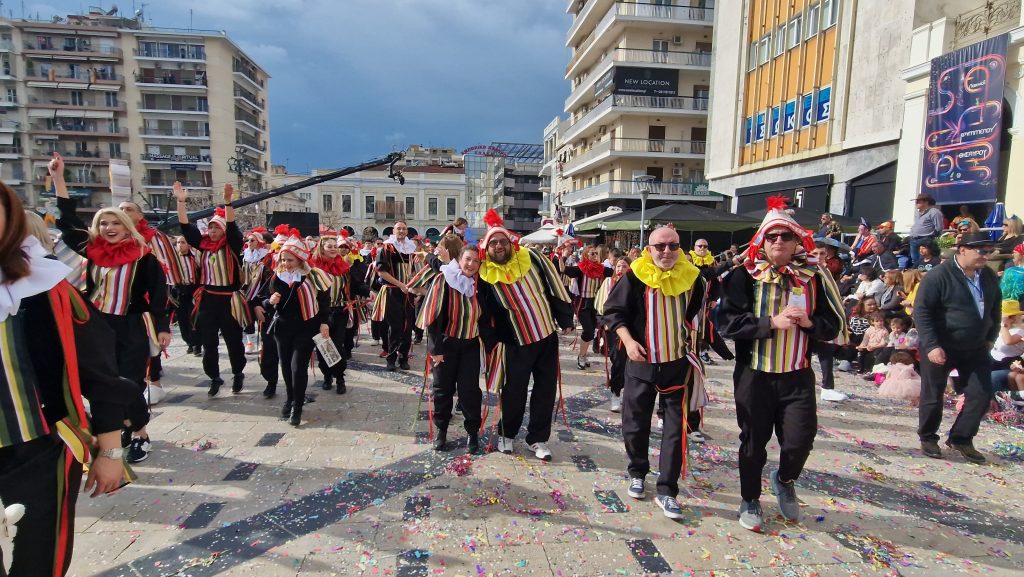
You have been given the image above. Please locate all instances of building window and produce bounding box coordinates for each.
[446,198,456,218]
[364,195,374,216]
[109,142,122,159]
[70,91,84,106]
[823,0,838,28]
[748,41,758,70]
[806,4,820,38]
[342,194,352,213]
[323,194,333,212]
[774,24,786,56]
[405,196,415,218]
[758,36,770,65]
[428,197,438,217]
[788,15,802,48]
[104,92,118,107]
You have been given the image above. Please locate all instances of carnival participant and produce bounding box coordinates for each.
[172,235,202,357]
[557,244,611,370]
[595,257,631,412]
[441,217,468,240]
[342,234,369,357]
[688,239,716,268]
[310,230,369,393]
[175,182,249,396]
[602,226,706,520]
[246,228,281,398]
[52,156,170,464]
[417,246,488,453]
[373,221,417,371]
[262,235,331,426]
[241,227,271,355]
[477,210,574,461]
[718,197,845,532]
[0,180,140,577]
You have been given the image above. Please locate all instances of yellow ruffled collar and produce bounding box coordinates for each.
[630,251,700,296]
[479,248,532,284]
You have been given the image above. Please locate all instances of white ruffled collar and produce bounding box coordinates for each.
[384,235,417,255]
[243,247,268,264]
[441,260,475,297]
[0,237,72,322]
[276,270,303,285]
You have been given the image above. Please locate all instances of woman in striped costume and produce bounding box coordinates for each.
[557,244,612,370]
[310,231,369,394]
[0,182,140,577]
[51,155,170,465]
[246,229,281,399]
[241,227,271,355]
[594,256,631,412]
[175,182,249,397]
[172,235,202,357]
[262,236,331,426]
[416,246,488,454]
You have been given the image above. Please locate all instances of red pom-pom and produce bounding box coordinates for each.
[555,228,564,236]
[251,227,267,234]
[274,224,290,235]
[214,207,226,218]
[288,229,301,238]
[483,208,504,228]
[766,195,789,211]
[340,229,350,238]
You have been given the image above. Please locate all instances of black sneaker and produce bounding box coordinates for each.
[263,383,276,399]
[386,359,397,372]
[467,433,480,455]
[186,345,194,355]
[399,359,410,371]
[945,440,986,464]
[321,378,333,391]
[208,378,224,397]
[192,346,203,357]
[433,430,448,451]
[921,440,943,459]
[336,380,347,394]
[281,400,293,419]
[126,437,151,463]
[231,374,244,394]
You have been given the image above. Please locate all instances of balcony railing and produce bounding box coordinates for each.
[142,152,212,163]
[562,178,712,205]
[33,149,126,161]
[142,177,212,188]
[25,71,122,83]
[565,94,708,141]
[564,138,707,173]
[235,110,266,130]
[236,134,267,151]
[373,201,406,221]
[232,64,264,87]
[0,145,23,155]
[134,47,206,61]
[28,96,123,110]
[134,72,208,87]
[23,42,122,57]
[140,127,210,138]
[953,0,1021,43]
[138,100,208,113]
[0,40,13,50]
[615,48,711,67]
[233,87,265,109]
[37,174,109,187]
[29,124,128,136]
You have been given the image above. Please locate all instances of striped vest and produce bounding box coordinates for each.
[199,246,237,287]
[324,272,349,308]
[644,287,690,364]
[176,252,198,286]
[578,274,603,299]
[492,265,558,346]
[148,232,183,285]
[89,261,138,315]
[416,275,480,339]
[750,280,816,373]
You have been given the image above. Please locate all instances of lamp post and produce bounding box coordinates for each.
[634,175,655,247]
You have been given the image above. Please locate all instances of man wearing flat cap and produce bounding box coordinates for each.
[914,232,1002,463]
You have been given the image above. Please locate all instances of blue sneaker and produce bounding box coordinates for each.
[771,470,800,521]
[655,495,684,520]
[627,478,645,500]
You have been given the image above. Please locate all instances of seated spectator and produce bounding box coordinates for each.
[838,296,879,372]
[878,270,906,317]
[953,219,977,244]
[851,220,876,259]
[846,265,885,303]
[917,241,942,271]
[991,301,1024,402]
[857,312,890,376]
[816,213,842,239]
[877,351,922,404]
[873,316,918,370]
[1001,244,1024,303]
[901,269,924,317]
[999,217,1023,254]
[954,204,980,232]
[814,243,843,278]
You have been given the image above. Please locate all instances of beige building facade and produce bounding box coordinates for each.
[557,0,717,220]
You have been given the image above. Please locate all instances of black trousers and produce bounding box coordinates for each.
[605,330,625,396]
[316,307,348,382]
[858,349,878,373]
[919,347,993,444]
[274,321,318,406]
[622,357,689,497]
[196,292,246,380]
[733,365,817,502]
[0,435,82,577]
[432,337,483,434]
[258,319,279,387]
[383,288,414,362]
[655,394,701,432]
[100,313,151,433]
[497,334,559,444]
[173,284,200,347]
[577,299,597,343]
[816,343,839,389]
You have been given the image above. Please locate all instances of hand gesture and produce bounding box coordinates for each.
[157,332,171,349]
[624,339,647,362]
[926,347,946,365]
[783,305,811,328]
[48,152,65,177]
[172,181,188,202]
[770,313,796,330]
[319,324,330,339]
[269,292,281,306]
[223,183,234,205]
[435,244,451,263]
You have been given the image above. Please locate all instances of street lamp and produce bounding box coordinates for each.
[634,175,655,247]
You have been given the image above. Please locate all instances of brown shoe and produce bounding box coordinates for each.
[945,440,986,464]
[920,440,942,459]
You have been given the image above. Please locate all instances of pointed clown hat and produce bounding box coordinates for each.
[208,207,227,231]
[279,231,311,264]
[746,195,817,261]
[478,208,519,259]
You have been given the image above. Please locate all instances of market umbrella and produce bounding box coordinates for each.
[984,202,1006,241]
[518,223,561,245]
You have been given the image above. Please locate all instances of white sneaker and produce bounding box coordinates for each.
[655,418,664,431]
[687,430,706,444]
[527,442,552,461]
[496,436,514,454]
[146,384,166,405]
[821,388,848,402]
[244,342,257,355]
[610,394,622,413]
[836,360,853,372]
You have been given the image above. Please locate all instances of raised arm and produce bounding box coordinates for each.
[223,183,235,222]
[173,181,189,225]
[48,152,70,199]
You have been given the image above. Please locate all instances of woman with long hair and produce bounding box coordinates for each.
[0,180,140,577]
[262,235,331,426]
[51,154,169,464]
[1000,216,1023,253]
[310,231,369,394]
[556,244,612,369]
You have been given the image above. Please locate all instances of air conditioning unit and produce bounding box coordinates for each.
[672,168,685,176]
[671,36,683,44]
[598,125,607,135]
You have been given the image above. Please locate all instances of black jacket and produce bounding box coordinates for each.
[422,275,493,356]
[601,270,706,353]
[478,251,574,349]
[913,257,1001,354]
[180,220,245,291]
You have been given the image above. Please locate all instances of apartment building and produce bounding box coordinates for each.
[0,8,270,215]
[707,0,911,224]
[464,142,545,233]
[557,0,717,221]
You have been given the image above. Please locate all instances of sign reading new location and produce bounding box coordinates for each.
[612,67,678,97]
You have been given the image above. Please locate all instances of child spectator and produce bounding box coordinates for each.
[857,312,889,375]
[878,351,921,404]
[992,300,1024,403]
[846,265,885,303]
[838,296,878,372]
[873,316,918,371]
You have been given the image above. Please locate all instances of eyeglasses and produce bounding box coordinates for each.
[487,238,510,247]
[764,232,798,243]
[650,242,680,252]
[695,244,708,248]
[970,247,995,256]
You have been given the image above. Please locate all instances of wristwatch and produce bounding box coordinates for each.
[97,448,126,460]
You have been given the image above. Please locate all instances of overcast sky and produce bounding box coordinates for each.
[24,1,571,172]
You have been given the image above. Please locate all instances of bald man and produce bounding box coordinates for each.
[603,226,706,520]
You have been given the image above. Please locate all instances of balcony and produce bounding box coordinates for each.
[235,110,266,133]
[137,100,209,115]
[566,1,714,78]
[28,124,128,137]
[36,174,109,188]
[562,179,712,206]
[142,177,212,189]
[27,96,125,112]
[0,96,15,107]
[0,40,13,51]
[373,201,406,222]
[0,120,19,132]
[141,152,212,164]
[134,47,206,62]
[236,133,267,152]
[565,48,711,110]
[567,0,612,48]
[563,94,708,142]
[233,86,264,110]
[0,145,22,159]
[25,70,123,88]
[134,71,208,90]
[22,42,122,60]
[31,149,127,162]
[562,137,707,176]
[232,64,264,89]
[139,127,210,139]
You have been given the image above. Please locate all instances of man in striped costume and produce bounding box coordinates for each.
[718,197,845,532]
[476,210,574,461]
[374,221,417,371]
[602,226,706,520]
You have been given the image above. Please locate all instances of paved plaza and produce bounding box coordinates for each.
[68,332,1024,577]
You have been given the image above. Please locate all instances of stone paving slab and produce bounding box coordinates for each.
[66,332,1024,577]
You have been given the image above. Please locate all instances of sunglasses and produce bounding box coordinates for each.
[695,244,708,248]
[650,242,680,252]
[764,232,798,243]
[970,247,995,256]
[487,238,510,247]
